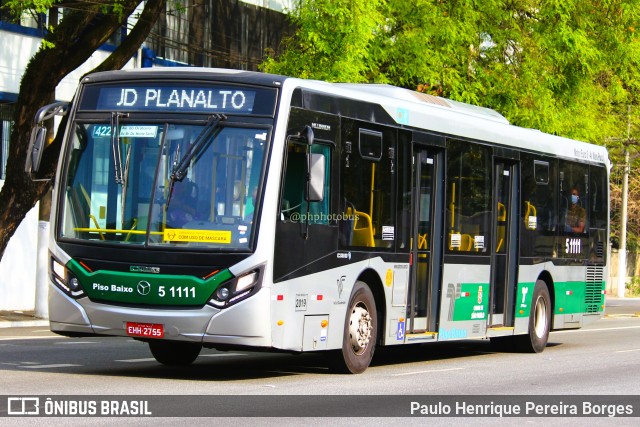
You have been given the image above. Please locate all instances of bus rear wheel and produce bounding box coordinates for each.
[329,281,377,374]
[148,340,202,366]
[515,280,551,353]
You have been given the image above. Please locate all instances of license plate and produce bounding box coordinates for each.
[125,322,164,339]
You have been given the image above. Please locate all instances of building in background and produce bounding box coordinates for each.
[0,0,291,312]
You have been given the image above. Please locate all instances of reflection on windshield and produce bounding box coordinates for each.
[62,122,267,250]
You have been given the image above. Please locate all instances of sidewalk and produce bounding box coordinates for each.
[0,310,49,328]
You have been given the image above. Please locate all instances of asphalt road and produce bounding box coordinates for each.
[604,297,640,316]
[0,300,638,425]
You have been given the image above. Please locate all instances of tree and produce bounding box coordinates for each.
[0,0,166,259]
[261,0,386,82]
[188,0,205,66]
[264,0,640,243]
[263,0,640,142]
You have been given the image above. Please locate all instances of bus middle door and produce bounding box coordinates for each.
[407,145,444,335]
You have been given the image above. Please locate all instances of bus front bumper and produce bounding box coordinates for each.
[49,284,272,347]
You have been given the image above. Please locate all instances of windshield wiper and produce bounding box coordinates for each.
[166,114,226,209]
[120,145,132,229]
[110,112,129,184]
[171,114,226,182]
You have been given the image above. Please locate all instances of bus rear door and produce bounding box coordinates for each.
[407,143,444,336]
[489,156,520,328]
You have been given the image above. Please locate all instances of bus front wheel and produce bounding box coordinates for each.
[515,280,551,353]
[329,281,377,374]
[148,340,202,366]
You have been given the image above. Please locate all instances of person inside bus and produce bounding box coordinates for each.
[564,187,586,233]
[167,179,198,228]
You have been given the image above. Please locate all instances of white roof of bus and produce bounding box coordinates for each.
[286,79,609,167]
[85,68,608,167]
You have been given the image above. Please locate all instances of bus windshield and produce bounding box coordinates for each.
[60,121,268,250]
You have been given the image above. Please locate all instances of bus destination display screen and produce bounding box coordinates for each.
[79,82,277,116]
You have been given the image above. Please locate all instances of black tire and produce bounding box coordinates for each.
[148,340,202,366]
[515,280,551,353]
[329,281,377,374]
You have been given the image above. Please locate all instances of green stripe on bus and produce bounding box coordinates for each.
[68,259,233,306]
[451,283,489,321]
[553,281,605,315]
[515,282,534,318]
[515,281,605,317]
[451,280,605,321]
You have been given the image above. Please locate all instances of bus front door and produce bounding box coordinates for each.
[489,159,519,327]
[408,147,444,334]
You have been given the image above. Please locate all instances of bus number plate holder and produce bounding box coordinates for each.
[125,322,164,339]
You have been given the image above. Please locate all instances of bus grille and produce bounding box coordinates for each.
[585,266,604,313]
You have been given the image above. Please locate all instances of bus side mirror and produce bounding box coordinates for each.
[306,153,325,203]
[25,126,47,177]
[25,101,69,181]
[303,125,314,146]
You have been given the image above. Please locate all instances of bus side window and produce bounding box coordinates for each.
[445,140,491,254]
[280,141,331,224]
[521,156,557,258]
[590,165,608,230]
[340,126,395,249]
[559,161,588,236]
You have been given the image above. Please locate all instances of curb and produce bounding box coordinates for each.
[0,320,49,329]
[604,313,640,318]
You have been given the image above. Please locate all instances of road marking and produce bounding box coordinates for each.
[115,357,157,363]
[392,367,465,377]
[265,370,304,375]
[54,341,99,345]
[615,348,640,353]
[115,353,247,363]
[0,336,59,341]
[200,353,247,358]
[552,325,640,334]
[21,364,81,369]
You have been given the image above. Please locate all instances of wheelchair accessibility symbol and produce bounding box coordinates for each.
[396,321,405,341]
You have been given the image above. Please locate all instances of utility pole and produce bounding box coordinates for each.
[616,106,633,298]
[618,148,629,297]
[608,106,637,298]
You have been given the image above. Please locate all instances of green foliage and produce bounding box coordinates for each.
[3,1,59,17]
[266,0,640,248]
[264,0,640,146]
[3,0,132,51]
[3,1,129,22]
[627,275,640,296]
[261,0,386,82]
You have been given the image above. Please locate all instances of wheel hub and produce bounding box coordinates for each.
[348,304,372,354]
[533,296,547,338]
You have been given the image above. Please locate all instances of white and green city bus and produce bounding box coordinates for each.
[26,68,609,373]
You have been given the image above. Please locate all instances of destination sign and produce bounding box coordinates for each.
[79,83,277,115]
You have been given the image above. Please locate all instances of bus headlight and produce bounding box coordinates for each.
[51,257,86,298]
[216,287,230,301]
[208,266,263,308]
[236,271,258,292]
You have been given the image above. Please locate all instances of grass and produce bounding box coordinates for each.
[626,276,640,297]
